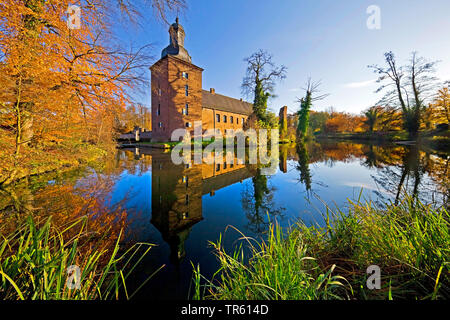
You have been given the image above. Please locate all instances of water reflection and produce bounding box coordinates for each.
[0,140,448,299]
[296,142,313,194]
[241,168,285,234]
[131,148,259,264]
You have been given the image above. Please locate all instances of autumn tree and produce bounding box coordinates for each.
[431,86,450,125]
[241,50,287,124]
[369,51,438,137]
[0,0,184,185]
[308,111,329,134]
[325,112,364,133]
[363,106,381,133]
[118,103,152,133]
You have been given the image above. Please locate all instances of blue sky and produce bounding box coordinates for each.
[115,0,450,115]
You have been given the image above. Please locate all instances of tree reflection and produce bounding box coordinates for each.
[296,142,312,193]
[363,144,380,168]
[0,158,128,263]
[241,168,285,234]
[370,144,446,206]
[423,153,449,206]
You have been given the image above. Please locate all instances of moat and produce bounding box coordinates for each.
[0,140,448,299]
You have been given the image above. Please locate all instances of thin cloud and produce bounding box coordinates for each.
[343,79,377,89]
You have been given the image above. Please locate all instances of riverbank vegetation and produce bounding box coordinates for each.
[285,52,449,149]
[194,196,449,300]
[0,215,154,300]
[0,0,184,187]
[0,152,159,300]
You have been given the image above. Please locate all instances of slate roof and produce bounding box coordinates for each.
[202,90,253,116]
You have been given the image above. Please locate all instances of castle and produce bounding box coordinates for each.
[150,18,253,142]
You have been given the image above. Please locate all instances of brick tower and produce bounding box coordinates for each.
[150,18,203,142]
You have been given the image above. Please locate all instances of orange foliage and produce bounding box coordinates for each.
[324,112,365,133]
[430,87,450,125]
[0,0,151,184]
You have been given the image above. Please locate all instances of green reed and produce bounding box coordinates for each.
[194,224,350,300]
[194,196,449,300]
[0,216,157,300]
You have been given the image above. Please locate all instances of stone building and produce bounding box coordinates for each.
[150,18,253,142]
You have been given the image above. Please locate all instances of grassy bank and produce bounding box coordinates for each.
[0,140,109,187]
[0,215,155,300]
[194,197,449,300]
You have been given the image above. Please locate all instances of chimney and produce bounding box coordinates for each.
[210,88,215,94]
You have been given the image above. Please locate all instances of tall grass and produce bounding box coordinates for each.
[0,215,157,300]
[193,224,350,300]
[304,196,450,299]
[194,196,449,300]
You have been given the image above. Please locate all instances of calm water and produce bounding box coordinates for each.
[0,140,448,299]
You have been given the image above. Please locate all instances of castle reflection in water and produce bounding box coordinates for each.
[124,141,449,266]
[129,147,284,264]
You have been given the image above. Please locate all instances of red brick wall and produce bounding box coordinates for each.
[202,108,249,136]
[151,56,203,142]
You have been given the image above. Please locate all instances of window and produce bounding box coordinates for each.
[157,104,160,116]
[236,118,239,124]
[186,122,192,128]
[223,115,227,123]
[182,212,189,219]
[182,72,189,79]
[185,194,189,205]
[185,85,189,96]
[158,122,163,128]
[216,114,220,123]
[242,118,245,126]
[223,163,227,170]
[182,103,189,115]
[230,116,233,124]
[158,88,161,96]
[216,164,220,171]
